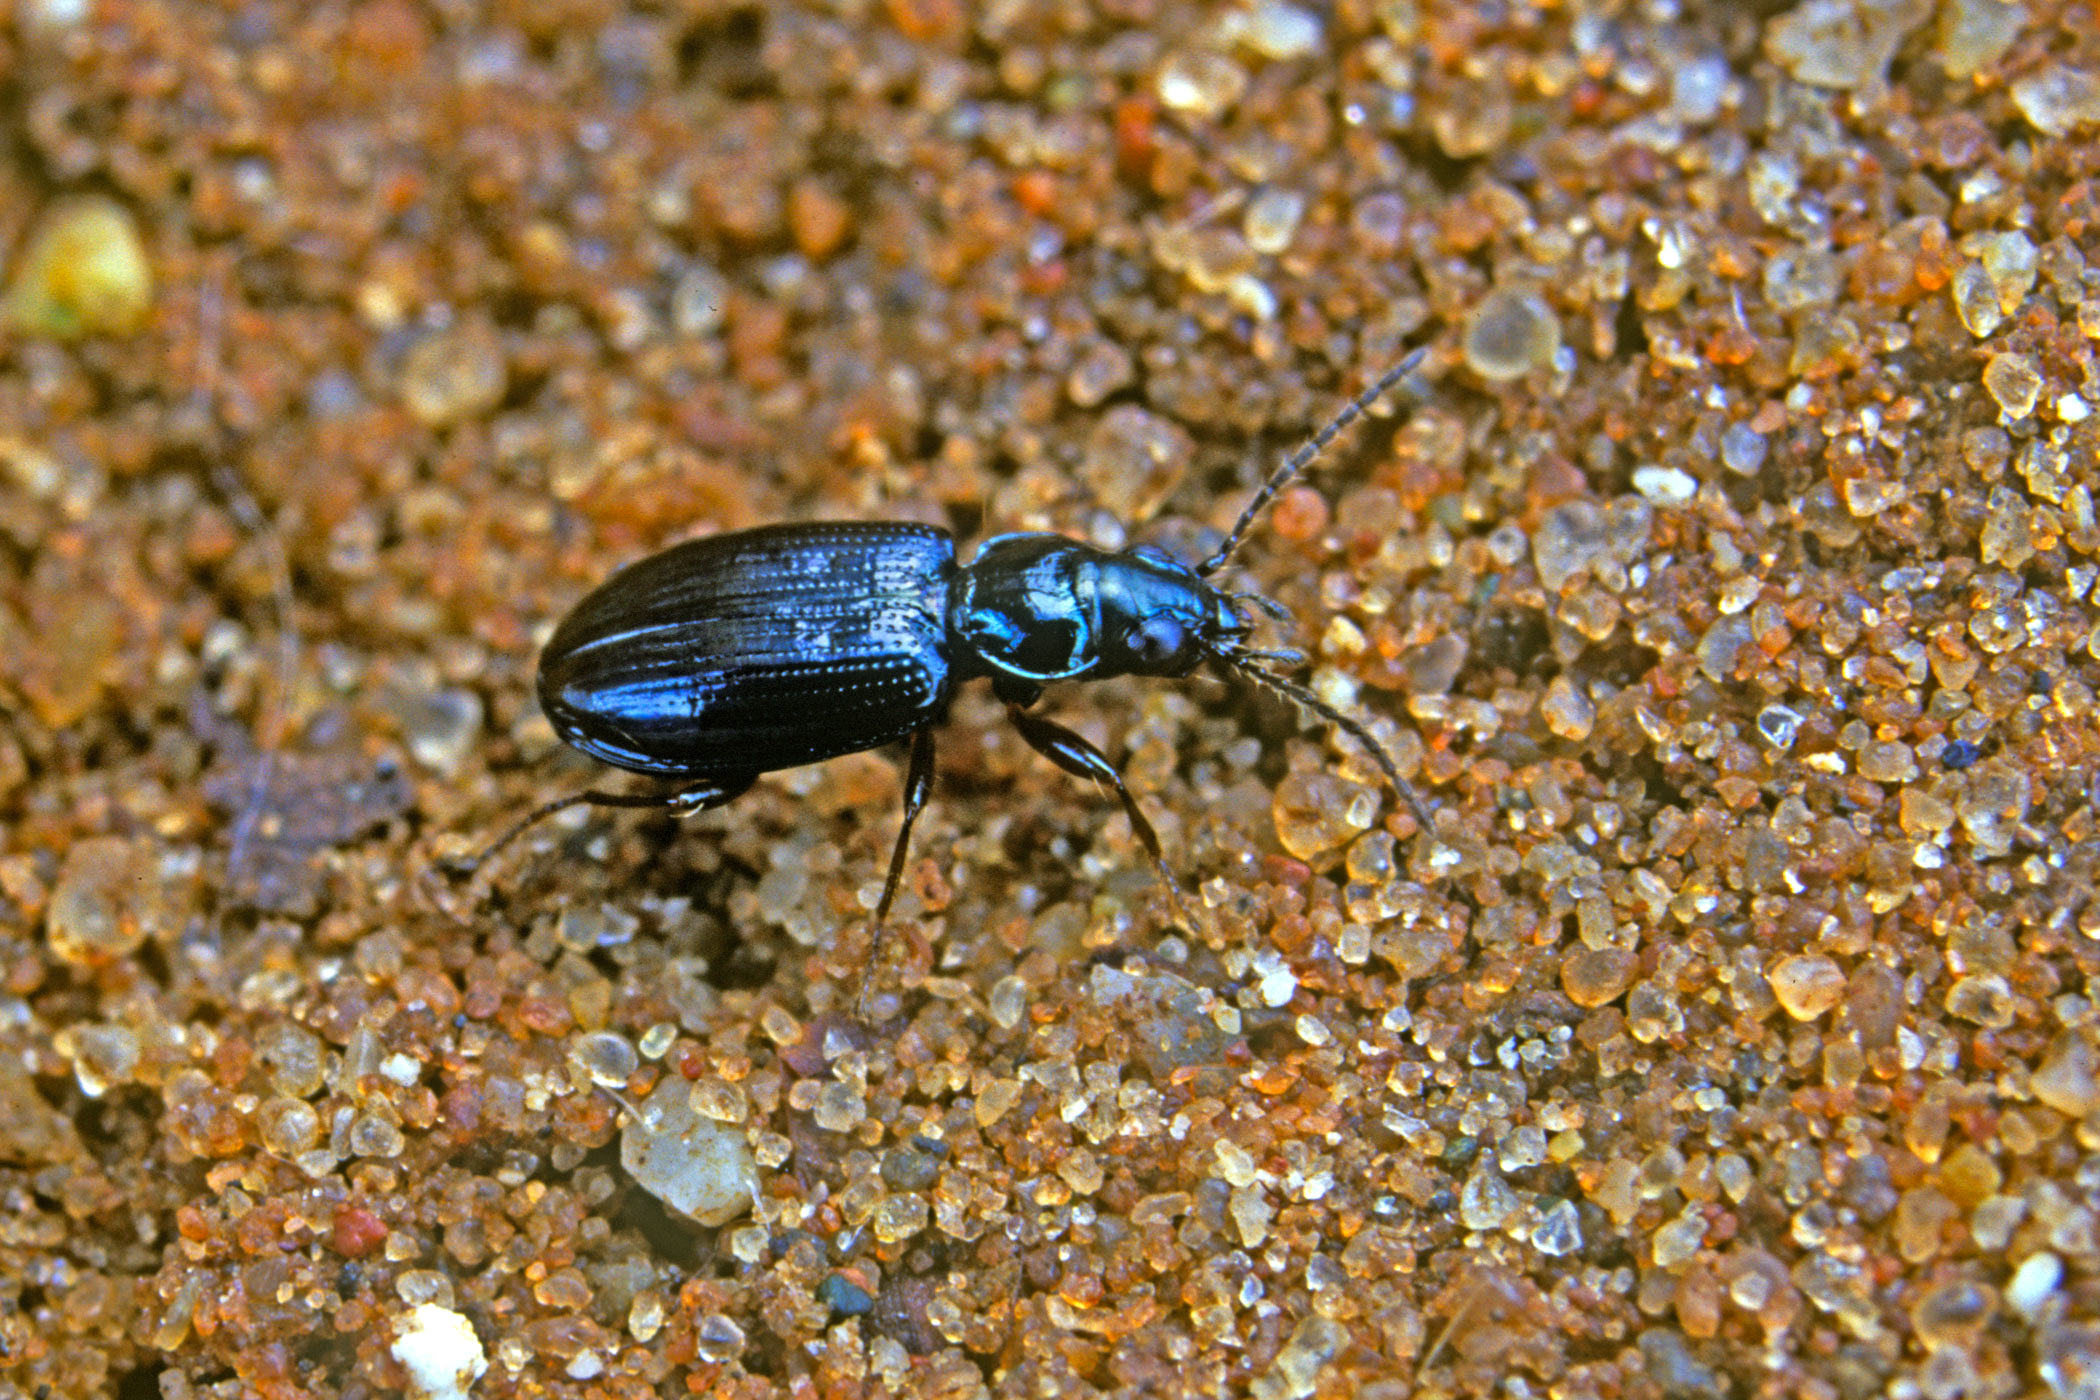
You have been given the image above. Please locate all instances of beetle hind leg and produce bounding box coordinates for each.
[1004,705,1193,931]
[451,774,756,881]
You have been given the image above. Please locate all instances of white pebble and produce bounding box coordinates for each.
[391,1304,488,1400]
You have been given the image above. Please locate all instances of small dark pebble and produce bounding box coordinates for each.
[817,1273,873,1317]
[1942,739,1980,770]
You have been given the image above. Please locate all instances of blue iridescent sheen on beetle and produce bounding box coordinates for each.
[466,353,1434,926]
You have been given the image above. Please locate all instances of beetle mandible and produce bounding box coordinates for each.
[462,349,1435,920]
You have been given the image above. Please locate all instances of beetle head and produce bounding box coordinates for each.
[1093,543,1248,678]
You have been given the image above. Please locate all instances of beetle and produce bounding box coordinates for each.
[461,349,1434,921]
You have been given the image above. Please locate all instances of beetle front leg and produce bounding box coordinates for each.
[875,726,937,921]
[1004,705,1191,928]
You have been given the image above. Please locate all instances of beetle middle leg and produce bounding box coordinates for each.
[859,727,939,1020]
[875,726,937,921]
[1004,704,1191,928]
[452,774,757,881]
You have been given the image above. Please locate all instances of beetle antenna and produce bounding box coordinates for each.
[1232,645,1306,668]
[1230,659,1435,832]
[1196,347,1426,578]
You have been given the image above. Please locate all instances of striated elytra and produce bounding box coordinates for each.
[467,351,1434,924]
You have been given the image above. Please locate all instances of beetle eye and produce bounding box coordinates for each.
[1129,616,1188,667]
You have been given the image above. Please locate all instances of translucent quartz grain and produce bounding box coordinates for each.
[812,1081,865,1133]
[1272,772,1376,859]
[398,321,506,429]
[2012,65,2100,138]
[972,1077,1021,1128]
[47,837,157,964]
[2032,1035,2100,1117]
[259,1098,322,1158]
[1464,287,1561,381]
[567,1032,637,1090]
[66,1023,139,1097]
[1953,262,2005,337]
[1540,676,1596,739]
[1066,340,1133,408]
[1244,188,1306,255]
[1945,975,2015,1028]
[1460,1168,1518,1230]
[1983,353,2042,419]
[1769,955,1846,1020]
[1721,422,1768,476]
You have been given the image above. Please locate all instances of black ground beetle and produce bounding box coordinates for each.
[463,350,1434,921]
